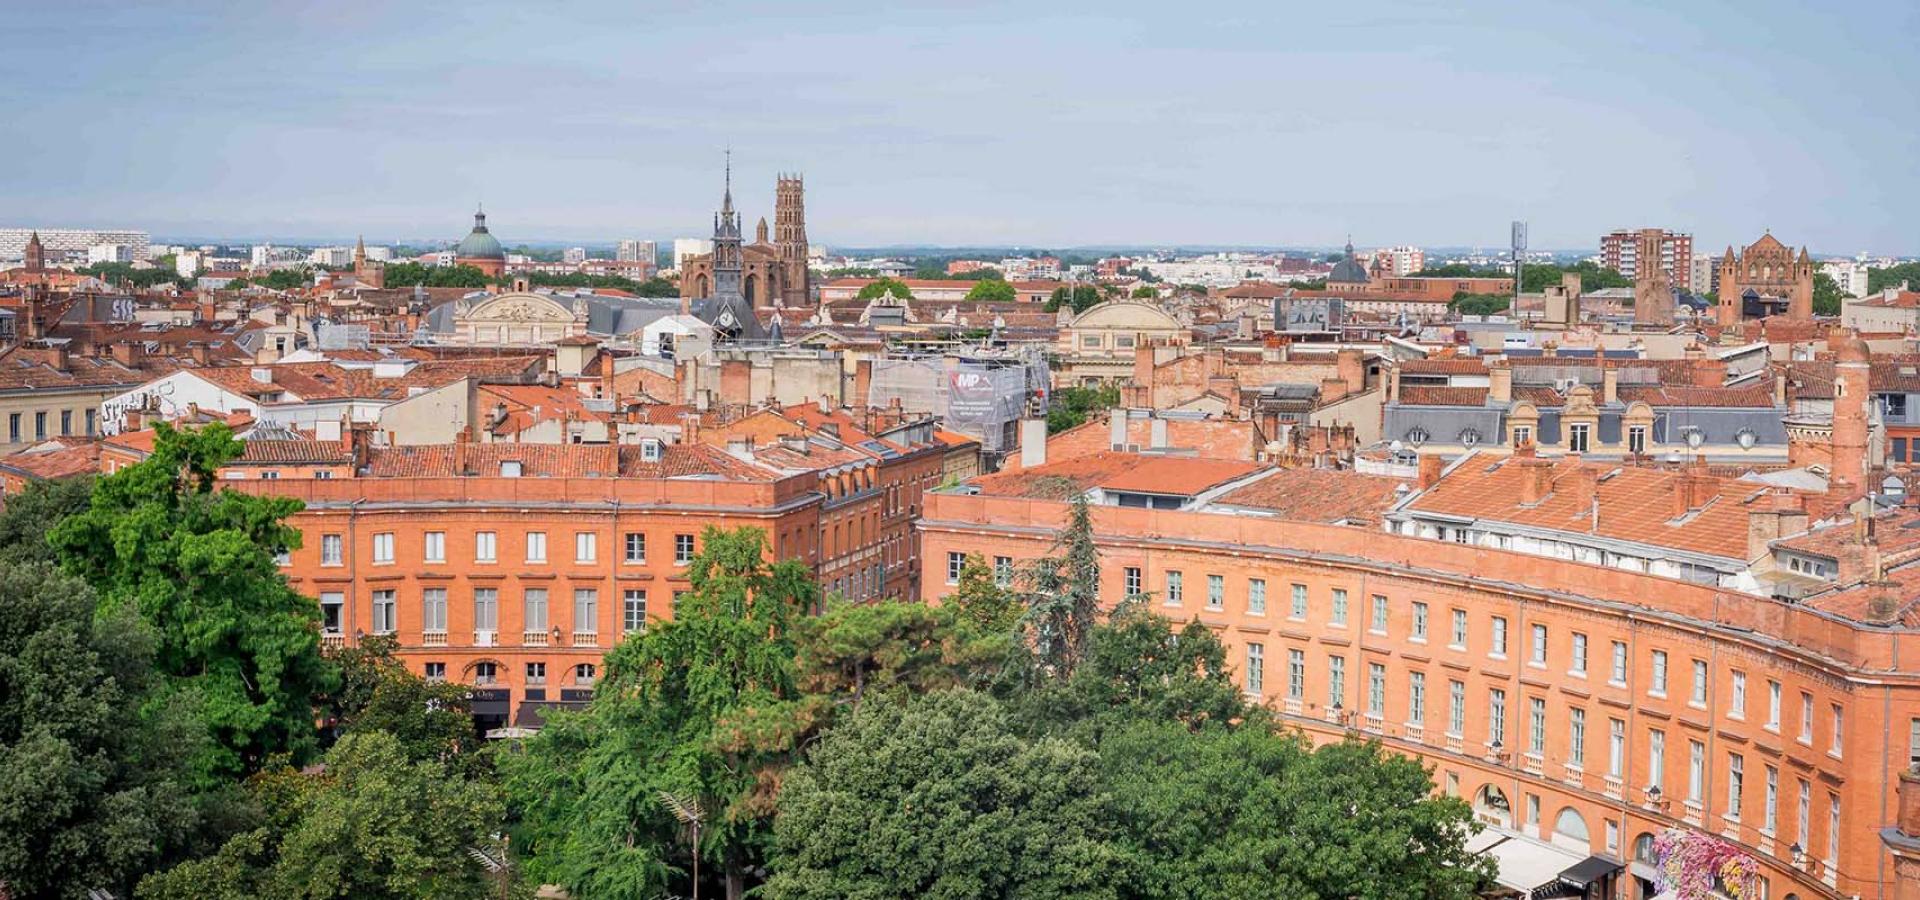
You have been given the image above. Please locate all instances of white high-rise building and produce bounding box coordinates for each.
[176,250,204,279]
[250,244,274,267]
[1820,259,1871,298]
[672,237,713,271]
[1371,246,1426,277]
[617,239,656,264]
[563,247,587,265]
[87,243,135,265]
[308,246,354,267]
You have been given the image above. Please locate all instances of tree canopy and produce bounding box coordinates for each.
[1813,272,1847,316]
[963,278,1016,302]
[1046,284,1105,313]
[378,262,492,288]
[1870,262,1920,295]
[1046,382,1121,434]
[854,277,914,301]
[1450,292,1512,316]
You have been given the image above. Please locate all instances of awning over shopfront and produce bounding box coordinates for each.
[1468,826,1623,898]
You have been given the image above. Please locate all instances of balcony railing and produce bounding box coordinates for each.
[422,631,448,647]
[1403,722,1425,744]
[523,631,550,647]
[475,630,497,648]
[572,632,599,648]
[320,633,345,650]
[1522,753,1544,776]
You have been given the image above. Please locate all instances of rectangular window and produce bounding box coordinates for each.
[947,552,965,585]
[1764,765,1778,834]
[1568,422,1590,452]
[575,531,597,563]
[1489,688,1506,745]
[1290,583,1307,619]
[1412,602,1429,641]
[371,532,394,564]
[319,591,344,633]
[1287,649,1304,700]
[424,531,445,563]
[622,589,647,633]
[5,413,15,443]
[1491,616,1508,657]
[675,533,695,565]
[1331,589,1348,626]
[1799,692,1814,744]
[526,662,546,686]
[994,556,1013,587]
[1528,698,1546,754]
[85,409,96,436]
[371,589,396,634]
[475,531,497,562]
[422,588,448,633]
[1368,663,1386,715]
[1608,717,1624,778]
[60,409,71,436]
[474,588,498,632]
[1766,680,1781,730]
[34,412,45,441]
[524,589,548,632]
[1610,641,1628,684]
[1530,624,1548,665]
[1408,672,1426,725]
[1327,655,1345,707]
[1569,707,1586,768]
[1727,753,1744,821]
[1648,728,1665,791]
[1165,571,1184,606]
[1688,740,1705,803]
[424,662,446,682]
[321,533,343,565]
[1207,575,1224,610]
[1830,794,1841,862]
[573,589,597,636]
[525,531,547,563]
[1797,779,1811,848]
[1245,643,1264,696]
[1691,659,1708,705]
[1451,609,1468,648]
[1248,578,1266,615]
[1729,671,1747,719]
[1628,424,1647,455]
[1370,594,1389,633]
[1651,650,1669,696]
[624,532,646,564]
[1570,632,1588,675]
[1124,566,1142,596]
[1448,679,1465,735]
[1832,703,1844,756]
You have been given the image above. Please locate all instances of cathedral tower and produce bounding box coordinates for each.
[774,174,810,307]
[23,231,44,272]
[711,156,744,303]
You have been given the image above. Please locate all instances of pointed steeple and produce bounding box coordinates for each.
[721,148,734,215]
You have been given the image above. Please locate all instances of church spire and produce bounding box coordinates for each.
[722,148,734,215]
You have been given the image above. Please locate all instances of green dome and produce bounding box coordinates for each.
[455,209,506,260]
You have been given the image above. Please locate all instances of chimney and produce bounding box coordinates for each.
[680,412,702,445]
[1563,461,1598,518]
[1489,363,1513,404]
[1336,348,1366,394]
[48,343,70,371]
[1133,342,1156,406]
[1417,453,1444,490]
[1692,355,1726,388]
[1601,367,1618,405]
[110,341,140,368]
[1517,454,1553,505]
[453,429,470,475]
[1672,460,1711,519]
[852,359,874,408]
[1020,417,1048,469]
[1109,408,1129,450]
[346,422,372,471]
[1388,365,1402,404]
[189,343,211,366]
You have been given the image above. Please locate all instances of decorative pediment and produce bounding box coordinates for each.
[464,292,578,324]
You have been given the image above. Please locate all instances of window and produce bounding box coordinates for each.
[1648,728,1665,791]
[1451,609,1468,648]
[1568,708,1586,768]
[1412,602,1429,641]
[1512,424,1532,446]
[424,662,446,682]
[473,661,497,685]
[622,590,647,633]
[371,532,394,564]
[1327,655,1345,707]
[1528,698,1546,754]
[1830,794,1841,862]
[526,662,547,686]
[1526,794,1540,828]
[994,557,1013,587]
[1248,578,1266,615]
[500,461,523,478]
[1489,688,1506,745]
[1832,703,1844,756]
[675,533,695,564]
[1687,740,1705,803]
[1287,649,1304,700]
[1628,425,1647,455]
[85,409,96,436]
[573,589,597,635]
[1651,650,1668,696]
[1530,624,1548,665]
[1124,566,1142,596]
[1799,692,1814,744]
[1608,717,1624,778]
[1448,680,1465,736]
[1408,672,1426,725]
[1570,632,1587,675]
[1290,583,1308,619]
[1568,422,1590,452]
[1764,765,1778,834]
[1165,571,1184,606]
[34,412,45,441]
[946,552,965,585]
[624,532,646,564]
[473,589,498,632]
[1797,779,1811,848]
[575,663,598,686]
[1207,575,1224,610]
[1245,643,1264,696]
[422,588,447,633]
[524,589,549,632]
[1368,663,1386,715]
[526,531,547,563]
[1729,671,1747,719]
[59,409,71,436]
[1766,680,1781,730]
[1727,753,1744,821]
[321,533,343,565]
[1370,594,1389,632]
[319,592,344,634]
[1330,589,1347,626]
[1691,659,1708,706]
[475,531,497,563]
[371,589,395,634]
[424,531,445,563]
[575,532,597,563]
[1610,641,1627,684]
[1491,616,1508,657]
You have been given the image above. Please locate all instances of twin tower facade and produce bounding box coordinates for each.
[679,172,812,310]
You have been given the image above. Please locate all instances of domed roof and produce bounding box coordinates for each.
[455,208,506,260]
[1328,241,1370,284]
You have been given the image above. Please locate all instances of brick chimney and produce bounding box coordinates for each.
[1601,367,1619,405]
[48,343,70,372]
[1417,453,1444,490]
[1516,452,1554,505]
[1563,460,1597,517]
[1132,342,1156,406]
[109,341,141,368]
[1672,459,1713,519]
[1336,348,1366,394]
[1489,363,1513,404]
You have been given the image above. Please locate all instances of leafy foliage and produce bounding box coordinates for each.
[526,270,679,296]
[793,597,1006,709]
[1017,494,1104,679]
[854,277,914,300]
[379,262,492,288]
[963,278,1016,302]
[1045,284,1104,313]
[323,636,481,772]
[1812,272,1847,315]
[1870,262,1920,295]
[1131,284,1158,299]
[79,261,185,289]
[1449,291,1512,316]
[1046,382,1121,434]
[0,472,93,565]
[50,422,334,784]
[949,553,1022,633]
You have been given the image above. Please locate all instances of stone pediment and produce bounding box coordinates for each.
[465,292,579,323]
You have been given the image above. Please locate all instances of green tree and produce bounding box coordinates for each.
[635,275,679,297]
[0,473,94,565]
[323,636,480,770]
[0,564,203,900]
[1046,382,1121,434]
[1870,262,1920,295]
[137,731,504,900]
[1449,292,1511,316]
[793,597,1006,710]
[79,261,186,289]
[1016,603,1243,738]
[766,690,1125,900]
[854,277,914,301]
[50,422,334,784]
[1130,284,1158,299]
[1813,272,1847,315]
[950,553,1022,633]
[1045,285,1103,313]
[504,526,823,900]
[1018,494,1103,679]
[963,278,1016,303]
[379,262,491,288]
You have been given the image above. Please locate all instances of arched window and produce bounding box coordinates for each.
[1632,832,1655,863]
[573,663,597,685]
[1552,807,1590,852]
[744,273,759,305]
[1473,785,1512,827]
[694,273,711,297]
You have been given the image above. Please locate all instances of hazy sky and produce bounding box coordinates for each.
[4,0,1914,253]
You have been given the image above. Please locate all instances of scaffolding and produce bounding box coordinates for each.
[868,349,1049,456]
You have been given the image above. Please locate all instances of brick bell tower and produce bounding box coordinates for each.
[774,174,810,307]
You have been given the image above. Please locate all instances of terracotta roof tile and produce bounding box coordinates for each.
[1397,386,1489,406]
[1208,468,1409,525]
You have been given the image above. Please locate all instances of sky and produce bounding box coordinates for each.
[3,0,1915,254]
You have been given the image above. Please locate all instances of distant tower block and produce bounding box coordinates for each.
[1632,228,1674,326]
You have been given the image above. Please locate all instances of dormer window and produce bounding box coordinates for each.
[640,439,663,462]
[501,461,523,478]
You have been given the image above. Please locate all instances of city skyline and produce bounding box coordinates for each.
[4,1,1916,253]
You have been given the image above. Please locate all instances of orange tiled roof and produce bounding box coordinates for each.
[1038,416,1264,465]
[1616,384,1776,408]
[0,442,103,480]
[1210,468,1409,525]
[1397,386,1489,406]
[1097,456,1266,495]
[1398,358,1489,375]
[972,451,1262,500]
[361,441,778,481]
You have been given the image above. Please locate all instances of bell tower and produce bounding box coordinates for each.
[774,174,810,306]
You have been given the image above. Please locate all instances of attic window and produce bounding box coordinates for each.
[501,461,523,478]
[1458,428,1481,447]
[1735,428,1757,450]
[640,439,663,462]
[1405,427,1430,447]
